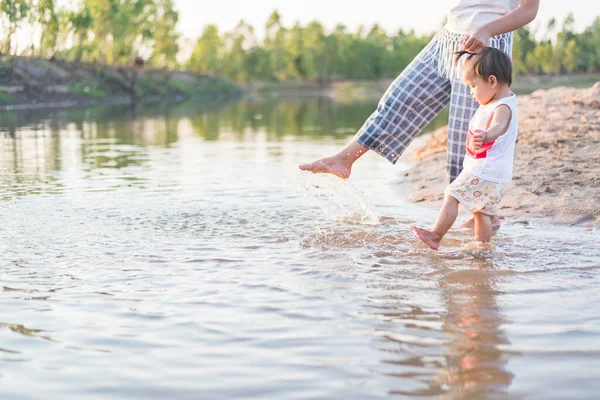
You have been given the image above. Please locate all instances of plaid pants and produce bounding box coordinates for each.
[356,28,513,183]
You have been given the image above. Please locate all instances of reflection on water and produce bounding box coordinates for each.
[0,97,598,399]
[0,97,449,197]
[438,260,512,399]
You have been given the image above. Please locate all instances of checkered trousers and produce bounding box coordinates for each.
[356,28,513,183]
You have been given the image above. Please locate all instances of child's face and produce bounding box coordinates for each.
[462,63,497,105]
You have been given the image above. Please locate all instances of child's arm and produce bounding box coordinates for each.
[471,105,512,149]
[461,0,540,52]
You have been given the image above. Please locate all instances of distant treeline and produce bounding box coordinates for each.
[1,3,599,80]
[0,0,179,68]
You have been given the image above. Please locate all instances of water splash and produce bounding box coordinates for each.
[297,171,380,225]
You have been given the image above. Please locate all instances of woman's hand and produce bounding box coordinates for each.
[460,26,491,52]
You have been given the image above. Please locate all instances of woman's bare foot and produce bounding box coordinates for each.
[460,215,501,232]
[410,226,442,251]
[299,155,352,179]
[299,141,367,179]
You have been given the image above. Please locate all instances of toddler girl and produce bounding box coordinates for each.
[411,47,518,250]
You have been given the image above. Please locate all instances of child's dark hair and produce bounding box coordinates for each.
[455,47,512,87]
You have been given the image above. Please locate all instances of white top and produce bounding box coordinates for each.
[463,93,518,183]
[446,0,521,33]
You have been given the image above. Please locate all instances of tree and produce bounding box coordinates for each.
[264,10,291,81]
[577,17,600,72]
[83,0,114,61]
[37,0,60,57]
[301,21,327,83]
[0,0,31,54]
[527,41,560,74]
[112,0,157,64]
[64,5,93,62]
[562,13,575,35]
[2,6,599,79]
[150,0,180,68]
[221,20,254,82]
[287,22,306,79]
[187,24,222,74]
[544,17,556,41]
[512,27,536,75]
[562,39,580,73]
[365,24,389,78]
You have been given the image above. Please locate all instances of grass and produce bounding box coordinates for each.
[68,85,106,98]
[135,76,160,96]
[205,78,243,95]
[168,78,196,95]
[253,81,322,93]
[0,90,13,102]
[512,74,599,94]
[165,75,242,97]
[255,74,599,98]
[1,56,244,103]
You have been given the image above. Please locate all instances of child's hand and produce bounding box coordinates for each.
[470,129,487,150]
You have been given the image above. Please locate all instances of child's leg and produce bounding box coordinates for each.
[459,215,501,232]
[473,212,493,242]
[411,195,459,250]
[433,195,460,236]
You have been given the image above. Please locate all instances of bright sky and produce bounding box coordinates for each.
[176,0,598,39]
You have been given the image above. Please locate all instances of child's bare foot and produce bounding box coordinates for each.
[410,226,442,251]
[460,215,501,232]
[299,156,351,179]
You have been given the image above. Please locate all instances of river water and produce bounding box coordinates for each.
[1,98,599,399]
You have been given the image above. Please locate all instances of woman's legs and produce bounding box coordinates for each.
[410,195,460,250]
[447,79,478,184]
[300,35,451,179]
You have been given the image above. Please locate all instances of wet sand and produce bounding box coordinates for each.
[402,82,600,228]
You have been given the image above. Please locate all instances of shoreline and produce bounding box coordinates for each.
[0,92,240,111]
[0,56,244,111]
[245,73,600,99]
[399,83,600,229]
[0,64,596,111]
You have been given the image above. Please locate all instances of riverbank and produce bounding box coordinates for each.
[402,82,600,229]
[0,56,243,110]
[246,74,600,99]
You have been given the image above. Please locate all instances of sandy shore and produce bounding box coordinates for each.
[401,82,600,229]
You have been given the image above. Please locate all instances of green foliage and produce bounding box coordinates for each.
[37,0,60,57]
[150,0,179,69]
[68,85,106,98]
[1,0,30,54]
[0,4,599,82]
[184,12,600,83]
[187,25,221,74]
[0,90,14,102]
[563,39,580,73]
[0,0,176,67]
